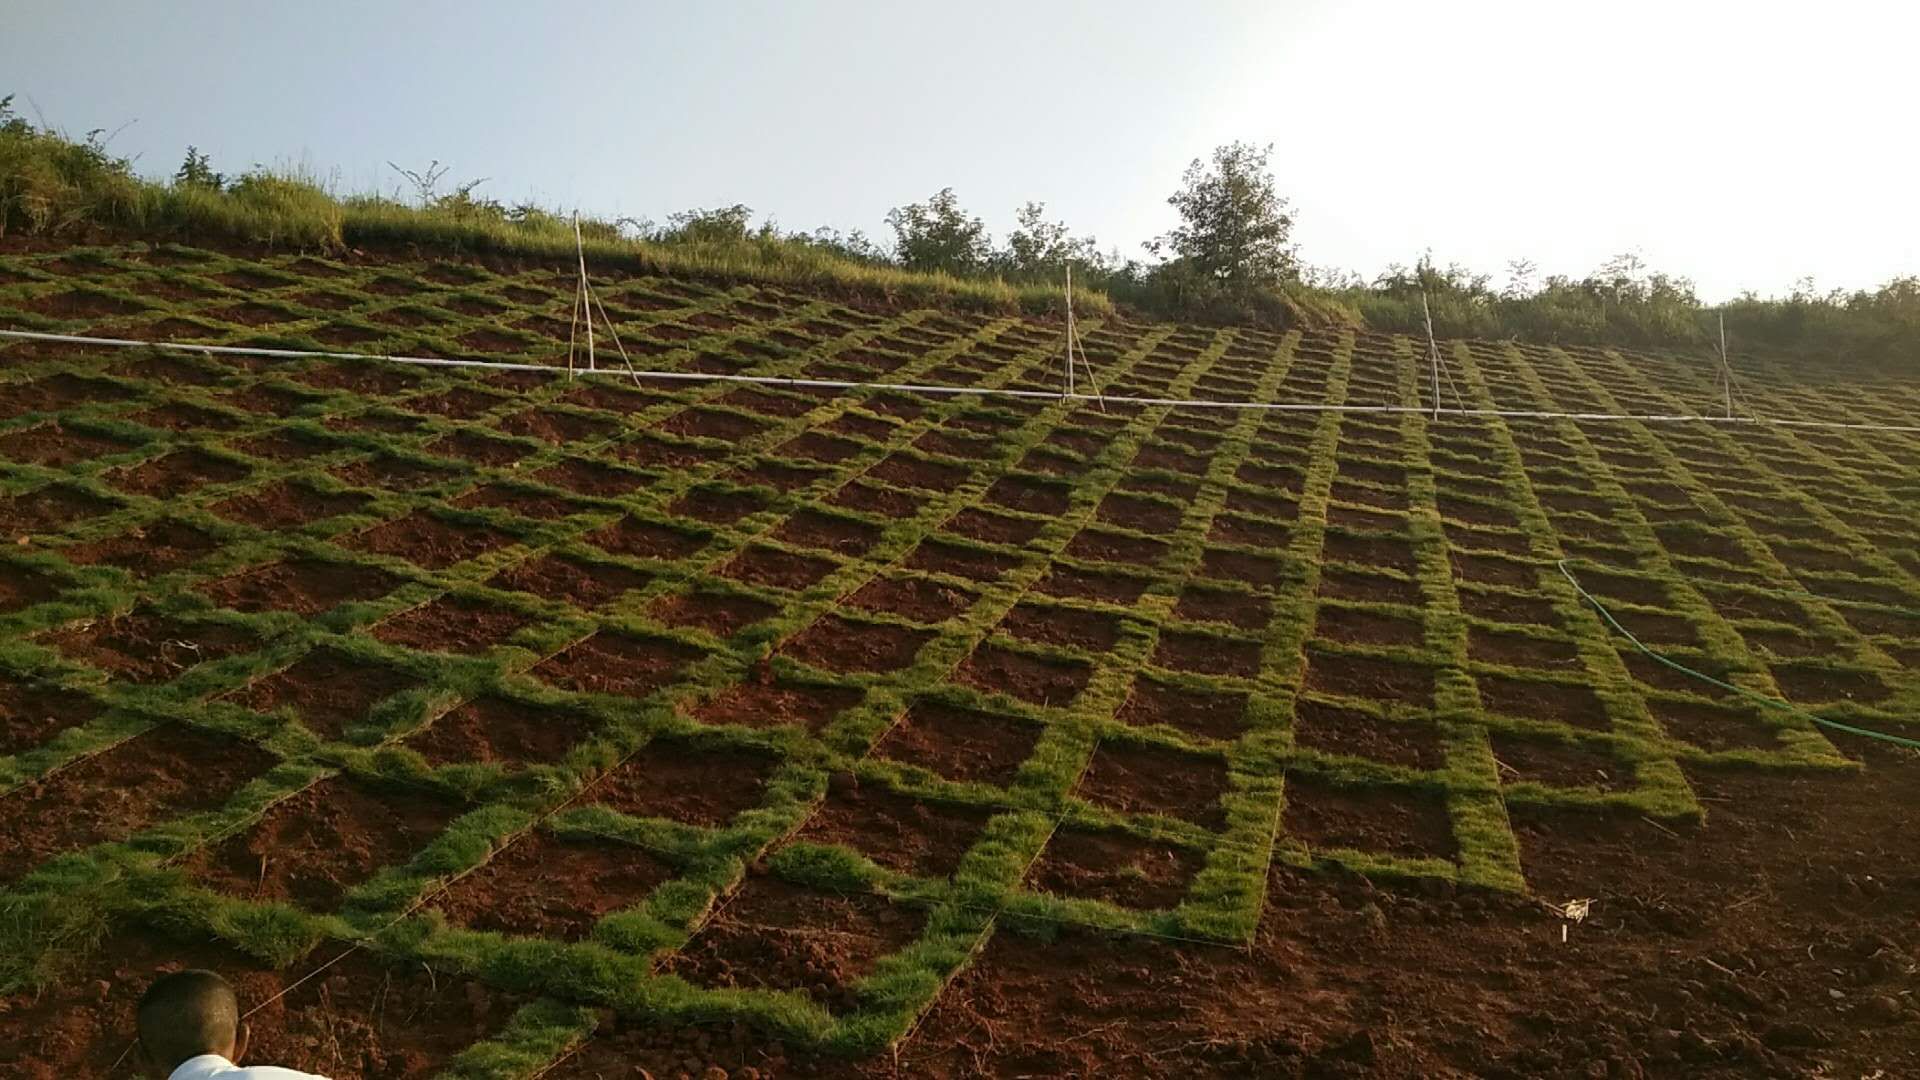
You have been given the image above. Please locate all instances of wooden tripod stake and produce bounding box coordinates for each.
[1062,265,1106,412]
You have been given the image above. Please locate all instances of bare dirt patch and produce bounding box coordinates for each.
[1282,775,1456,861]
[998,602,1121,651]
[1769,663,1892,705]
[201,557,399,615]
[846,575,975,624]
[434,829,675,939]
[773,508,882,556]
[721,545,839,591]
[1153,630,1263,677]
[1065,528,1169,568]
[1076,740,1231,829]
[0,484,118,536]
[587,730,775,822]
[585,515,707,561]
[784,614,932,674]
[1293,699,1444,770]
[531,631,703,699]
[242,951,522,1079]
[488,553,651,609]
[450,481,585,521]
[665,874,926,1013]
[875,701,1041,787]
[670,486,767,525]
[350,510,516,570]
[1026,827,1204,910]
[0,563,62,614]
[1116,678,1248,742]
[1467,626,1584,671]
[692,681,863,735]
[828,480,928,517]
[796,782,992,879]
[1302,649,1435,707]
[904,538,1021,582]
[109,448,249,497]
[1491,732,1632,792]
[1457,587,1560,627]
[985,475,1071,515]
[191,776,459,909]
[211,480,371,528]
[650,588,778,638]
[958,643,1091,707]
[328,452,462,492]
[60,518,219,573]
[1647,698,1782,752]
[231,647,420,740]
[1474,672,1608,729]
[0,723,274,884]
[44,610,254,684]
[0,422,135,467]
[1173,586,1272,631]
[424,428,536,467]
[495,406,619,444]
[373,594,529,654]
[943,507,1045,546]
[1199,547,1293,589]
[0,675,102,756]
[1033,564,1151,606]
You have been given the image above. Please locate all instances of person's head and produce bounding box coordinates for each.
[135,969,251,1076]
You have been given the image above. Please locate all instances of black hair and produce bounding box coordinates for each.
[136,969,240,1070]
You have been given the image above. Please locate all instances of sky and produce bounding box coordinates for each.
[4,0,1915,301]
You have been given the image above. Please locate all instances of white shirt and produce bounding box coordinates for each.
[168,1054,332,1080]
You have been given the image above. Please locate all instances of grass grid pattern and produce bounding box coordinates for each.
[0,242,1916,1075]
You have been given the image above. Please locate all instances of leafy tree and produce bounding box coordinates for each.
[999,201,1103,278]
[1150,141,1295,286]
[886,188,991,275]
[659,203,754,243]
[173,146,224,191]
[792,225,890,265]
[1503,258,1538,298]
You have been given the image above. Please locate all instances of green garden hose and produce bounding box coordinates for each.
[1556,559,1920,751]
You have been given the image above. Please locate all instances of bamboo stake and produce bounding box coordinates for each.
[1728,309,1743,418]
[1421,287,1441,420]
[574,213,595,373]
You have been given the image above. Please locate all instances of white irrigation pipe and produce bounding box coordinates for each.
[4,328,1919,433]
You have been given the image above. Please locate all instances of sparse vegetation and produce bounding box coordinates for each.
[4,99,1915,364]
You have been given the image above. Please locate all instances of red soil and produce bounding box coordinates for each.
[1026,827,1204,910]
[433,829,674,939]
[692,682,864,734]
[0,723,275,884]
[874,702,1041,788]
[795,780,992,879]
[190,775,461,909]
[666,874,926,1014]
[0,674,102,755]
[44,609,255,684]
[406,695,596,767]
[589,739,779,827]
[229,647,419,740]
[200,557,399,615]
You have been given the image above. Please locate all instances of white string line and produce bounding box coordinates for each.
[4,328,1919,433]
